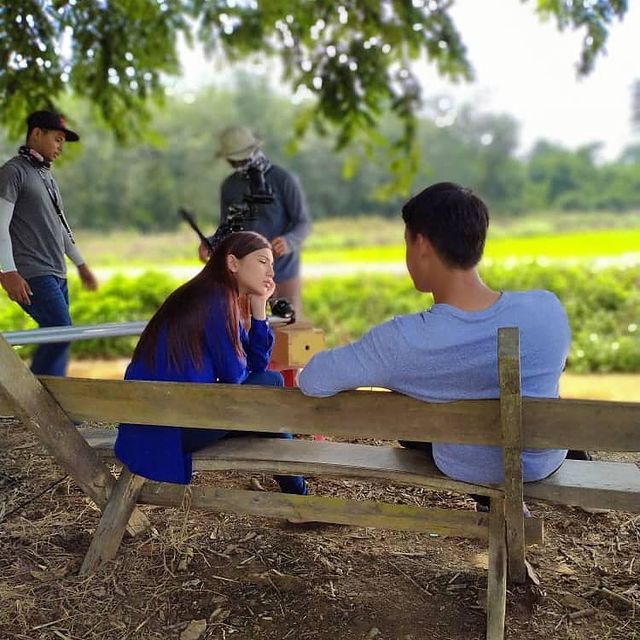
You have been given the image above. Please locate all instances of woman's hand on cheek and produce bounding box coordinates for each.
[265,279,276,300]
[249,279,275,320]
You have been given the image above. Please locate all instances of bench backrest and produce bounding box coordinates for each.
[1,334,639,453]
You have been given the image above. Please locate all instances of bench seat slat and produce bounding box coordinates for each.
[523,460,640,512]
[193,437,505,496]
[81,429,501,497]
[82,429,640,512]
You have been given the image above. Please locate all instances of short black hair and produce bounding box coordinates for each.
[401,182,489,269]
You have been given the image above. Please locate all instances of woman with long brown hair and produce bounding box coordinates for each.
[114,231,307,494]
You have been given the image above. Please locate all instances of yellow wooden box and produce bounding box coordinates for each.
[272,322,326,367]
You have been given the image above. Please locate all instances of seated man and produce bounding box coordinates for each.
[298,182,571,489]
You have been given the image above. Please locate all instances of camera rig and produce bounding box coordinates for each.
[179,163,295,323]
[211,163,275,244]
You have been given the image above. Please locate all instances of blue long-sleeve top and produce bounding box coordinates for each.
[114,294,274,484]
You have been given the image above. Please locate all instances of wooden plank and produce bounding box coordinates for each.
[486,496,507,640]
[81,428,119,452]
[41,376,501,444]
[136,484,543,544]
[524,460,640,512]
[141,485,491,537]
[81,429,503,498]
[523,399,640,451]
[0,336,149,536]
[498,328,526,585]
[79,468,147,575]
[0,393,12,415]
[197,440,505,496]
[40,377,640,451]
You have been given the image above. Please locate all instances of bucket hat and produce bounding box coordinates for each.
[217,125,262,161]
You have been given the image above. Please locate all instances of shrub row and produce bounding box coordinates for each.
[304,262,640,374]
[1,263,638,373]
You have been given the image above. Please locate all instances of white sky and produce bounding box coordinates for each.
[422,0,640,159]
[177,0,640,160]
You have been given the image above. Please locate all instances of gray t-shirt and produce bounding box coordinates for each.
[0,155,69,279]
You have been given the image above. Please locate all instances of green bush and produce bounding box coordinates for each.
[1,264,638,372]
[0,272,177,360]
[302,263,640,374]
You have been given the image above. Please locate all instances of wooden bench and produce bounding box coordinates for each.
[1,328,638,640]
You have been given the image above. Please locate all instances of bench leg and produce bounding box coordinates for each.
[505,498,527,584]
[0,335,150,538]
[79,467,146,575]
[486,496,507,640]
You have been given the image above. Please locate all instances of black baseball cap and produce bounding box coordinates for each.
[26,110,80,142]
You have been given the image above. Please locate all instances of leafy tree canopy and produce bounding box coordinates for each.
[0,1,629,179]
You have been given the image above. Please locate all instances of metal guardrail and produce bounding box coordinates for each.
[2,316,290,346]
[2,321,148,345]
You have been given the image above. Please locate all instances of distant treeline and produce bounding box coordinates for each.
[1,78,639,231]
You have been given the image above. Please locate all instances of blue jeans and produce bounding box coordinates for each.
[19,275,71,377]
[182,370,307,495]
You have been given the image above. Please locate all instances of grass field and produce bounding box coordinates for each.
[560,373,640,401]
[75,217,640,268]
[303,228,640,265]
[70,213,640,268]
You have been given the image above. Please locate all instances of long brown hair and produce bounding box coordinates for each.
[132,231,271,373]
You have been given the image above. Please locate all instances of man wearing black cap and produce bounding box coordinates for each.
[0,110,98,376]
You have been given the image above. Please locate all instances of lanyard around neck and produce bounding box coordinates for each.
[18,146,75,244]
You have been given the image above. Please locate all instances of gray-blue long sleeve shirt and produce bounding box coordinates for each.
[299,290,572,485]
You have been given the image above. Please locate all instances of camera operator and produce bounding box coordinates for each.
[199,125,311,317]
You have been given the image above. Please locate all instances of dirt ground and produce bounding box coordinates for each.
[1,416,638,640]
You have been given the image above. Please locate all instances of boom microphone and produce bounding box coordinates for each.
[179,208,214,255]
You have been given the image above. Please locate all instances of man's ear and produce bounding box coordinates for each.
[27,128,40,144]
[415,233,435,258]
[226,254,239,273]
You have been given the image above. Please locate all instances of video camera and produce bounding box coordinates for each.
[220,163,275,235]
[269,298,295,323]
